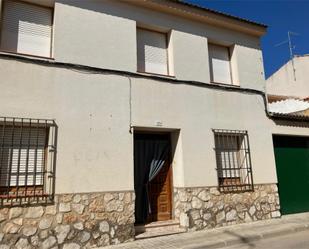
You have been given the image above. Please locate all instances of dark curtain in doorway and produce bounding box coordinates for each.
[134,134,170,224]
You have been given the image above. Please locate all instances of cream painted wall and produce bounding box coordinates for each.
[50,0,265,91]
[0,58,133,194]
[235,44,265,91]
[230,46,240,85]
[0,57,267,192]
[0,57,308,193]
[0,0,266,89]
[267,56,309,98]
[131,78,278,187]
[2,1,306,194]
[171,30,210,82]
[53,1,137,72]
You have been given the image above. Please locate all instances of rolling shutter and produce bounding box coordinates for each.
[137,28,168,75]
[0,127,47,186]
[208,44,232,84]
[215,135,241,178]
[0,0,52,57]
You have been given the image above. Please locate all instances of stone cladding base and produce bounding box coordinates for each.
[174,184,280,231]
[0,191,135,248]
[0,184,281,248]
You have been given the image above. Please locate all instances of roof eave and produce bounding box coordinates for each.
[127,0,267,37]
[173,0,267,29]
[269,113,309,122]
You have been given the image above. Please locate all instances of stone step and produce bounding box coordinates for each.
[135,220,180,233]
[135,220,186,240]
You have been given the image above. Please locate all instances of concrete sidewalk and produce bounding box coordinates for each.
[102,213,309,249]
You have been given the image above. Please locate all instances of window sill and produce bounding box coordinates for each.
[0,50,54,62]
[137,70,175,79]
[211,81,240,88]
[219,184,254,193]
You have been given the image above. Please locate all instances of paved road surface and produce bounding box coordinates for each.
[103,213,309,249]
[215,230,309,249]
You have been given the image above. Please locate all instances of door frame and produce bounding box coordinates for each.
[133,130,174,224]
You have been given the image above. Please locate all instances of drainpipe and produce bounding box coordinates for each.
[128,76,133,134]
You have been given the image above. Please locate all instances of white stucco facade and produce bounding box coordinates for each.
[2,2,309,247]
[0,0,307,195]
[0,55,307,195]
[51,0,266,90]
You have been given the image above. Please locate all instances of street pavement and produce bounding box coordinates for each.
[222,230,309,249]
[102,212,309,249]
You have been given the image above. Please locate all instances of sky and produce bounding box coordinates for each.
[185,0,309,78]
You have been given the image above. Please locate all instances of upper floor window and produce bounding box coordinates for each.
[0,0,53,58]
[208,43,232,85]
[213,129,253,193]
[137,28,169,76]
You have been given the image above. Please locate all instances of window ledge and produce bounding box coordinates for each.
[211,81,240,88]
[0,50,54,62]
[137,71,175,79]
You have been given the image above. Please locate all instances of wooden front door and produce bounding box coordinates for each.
[148,157,172,222]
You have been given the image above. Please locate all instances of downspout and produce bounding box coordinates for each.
[264,79,272,117]
[128,76,133,134]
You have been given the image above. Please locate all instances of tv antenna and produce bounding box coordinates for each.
[275,31,299,81]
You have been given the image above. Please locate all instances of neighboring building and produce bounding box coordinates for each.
[266,57,309,216]
[0,0,307,248]
[267,55,309,99]
[268,98,309,115]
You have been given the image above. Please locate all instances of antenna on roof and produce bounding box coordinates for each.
[275,31,299,81]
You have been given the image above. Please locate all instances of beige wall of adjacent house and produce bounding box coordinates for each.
[50,0,265,90]
[271,121,309,137]
[267,56,309,98]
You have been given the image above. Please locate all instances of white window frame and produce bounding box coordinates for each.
[137,27,170,76]
[208,43,233,85]
[0,0,54,58]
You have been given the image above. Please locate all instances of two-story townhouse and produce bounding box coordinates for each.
[0,0,308,248]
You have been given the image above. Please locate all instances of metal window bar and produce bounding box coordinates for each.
[0,117,57,207]
[33,120,39,200]
[213,129,254,193]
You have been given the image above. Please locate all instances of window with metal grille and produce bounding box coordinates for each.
[213,129,253,192]
[0,117,57,206]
